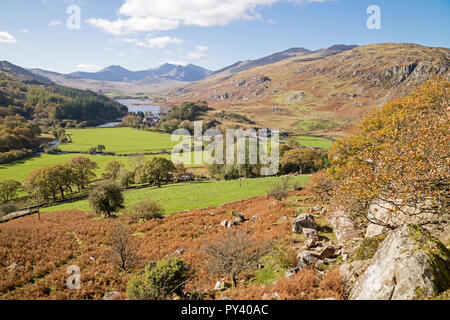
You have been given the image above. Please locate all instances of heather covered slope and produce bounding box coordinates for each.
[159,43,449,137]
[0,193,342,300]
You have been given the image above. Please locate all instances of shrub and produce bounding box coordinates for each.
[303,170,335,204]
[88,182,124,217]
[267,176,292,201]
[272,242,298,269]
[0,180,22,203]
[0,149,33,165]
[45,146,62,155]
[127,257,190,300]
[204,229,271,288]
[130,200,163,222]
[0,202,18,217]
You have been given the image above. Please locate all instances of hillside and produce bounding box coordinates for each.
[0,63,128,162]
[29,63,213,95]
[156,43,449,137]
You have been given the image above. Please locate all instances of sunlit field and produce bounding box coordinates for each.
[60,127,178,154]
[42,175,309,215]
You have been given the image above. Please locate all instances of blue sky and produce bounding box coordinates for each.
[0,0,449,73]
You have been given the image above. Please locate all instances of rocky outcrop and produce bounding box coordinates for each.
[350,224,450,300]
[327,210,362,241]
[365,198,447,238]
[292,214,318,234]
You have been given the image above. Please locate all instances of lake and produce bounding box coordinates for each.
[98,99,163,127]
[116,99,161,114]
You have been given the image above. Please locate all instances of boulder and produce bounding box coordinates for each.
[303,228,319,248]
[284,267,299,278]
[7,262,24,272]
[350,224,450,300]
[298,251,317,266]
[365,198,445,238]
[170,248,187,256]
[327,210,362,241]
[220,220,228,227]
[214,280,231,291]
[292,214,318,234]
[103,292,121,300]
[319,246,336,260]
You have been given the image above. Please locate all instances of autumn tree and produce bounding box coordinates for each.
[23,167,58,204]
[67,157,97,191]
[0,180,21,203]
[328,78,449,228]
[280,147,327,174]
[304,170,335,204]
[108,224,139,271]
[88,182,124,217]
[136,157,176,188]
[103,160,124,181]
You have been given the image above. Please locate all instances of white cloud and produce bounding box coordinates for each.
[87,0,329,34]
[86,16,179,35]
[76,64,104,72]
[187,45,209,60]
[49,20,62,26]
[187,51,208,60]
[124,35,182,48]
[18,29,29,33]
[0,32,18,43]
[196,45,208,52]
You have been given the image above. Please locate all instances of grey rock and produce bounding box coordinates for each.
[103,292,121,300]
[292,214,318,234]
[350,224,450,300]
[319,246,336,260]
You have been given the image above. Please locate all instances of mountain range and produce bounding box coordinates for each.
[2,43,448,137]
[22,44,358,94]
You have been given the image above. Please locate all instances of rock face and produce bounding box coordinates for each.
[292,214,318,234]
[327,210,362,241]
[365,199,446,238]
[350,224,450,300]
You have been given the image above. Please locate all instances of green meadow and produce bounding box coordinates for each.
[60,127,178,154]
[0,153,183,183]
[42,175,309,215]
[293,135,334,149]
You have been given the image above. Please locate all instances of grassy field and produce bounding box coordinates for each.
[42,175,309,215]
[0,153,185,183]
[292,135,334,149]
[61,127,178,154]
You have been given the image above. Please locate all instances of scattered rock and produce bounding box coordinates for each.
[214,280,231,291]
[285,267,299,278]
[170,248,187,256]
[7,262,24,272]
[292,214,318,234]
[319,246,336,260]
[103,292,121,300]
[251,215,261,222]
[220,220,228,227]
[298,251,317,265]
[350,224,450,300]
[327,210,362,241]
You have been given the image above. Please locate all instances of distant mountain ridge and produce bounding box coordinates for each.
[211,45,358,76]
[45,63,213,83]
[0,61,53,84]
